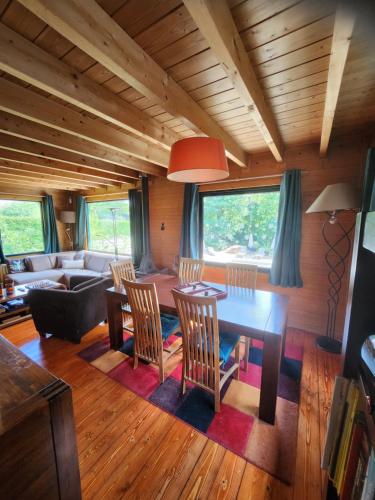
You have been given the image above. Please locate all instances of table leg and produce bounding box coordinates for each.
[259,334,282,425]
[106,292,123,350]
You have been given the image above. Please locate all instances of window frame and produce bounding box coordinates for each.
[199,185,280,273]
[86,198,132,256]
[0,199,45,257]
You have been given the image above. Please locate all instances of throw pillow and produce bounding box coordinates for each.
[6,259,26,273]
[56,254,74,268]
[61,259,85,270]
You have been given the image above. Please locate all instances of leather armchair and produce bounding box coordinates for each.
[28,276,113,343]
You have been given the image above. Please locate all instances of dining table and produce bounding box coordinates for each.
[105,273,289,425]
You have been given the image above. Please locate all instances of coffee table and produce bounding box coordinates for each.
[0,280,65,329]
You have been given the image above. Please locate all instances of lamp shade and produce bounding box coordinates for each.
[306,182,360,213]
[167,137,229,182]
[60,210,76,223]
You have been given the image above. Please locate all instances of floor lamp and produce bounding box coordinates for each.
[306,183,360,353]
[110,207,120,261]
[60,210,76,250]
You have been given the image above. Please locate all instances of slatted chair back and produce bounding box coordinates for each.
[226,262,257,373]
[226,262,257,290]
[178,257,204,283]
[122,279,163,367]
[110,259,136,287]
[172,289,220,393]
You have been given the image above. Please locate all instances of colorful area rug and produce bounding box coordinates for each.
[78,332,303,484]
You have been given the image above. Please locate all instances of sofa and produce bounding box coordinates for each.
[5,250,129,287]
[28,275,113,343]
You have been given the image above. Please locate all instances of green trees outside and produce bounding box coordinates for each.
[0,200,44,255]
[203,190,280,262]
[87,199,131,254]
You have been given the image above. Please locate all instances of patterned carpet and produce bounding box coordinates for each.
[78,331,303,484]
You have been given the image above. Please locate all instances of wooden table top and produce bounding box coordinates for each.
[0,285,28,304]
[107,273,288,339]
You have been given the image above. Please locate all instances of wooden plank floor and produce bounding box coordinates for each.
[2,321,341,499]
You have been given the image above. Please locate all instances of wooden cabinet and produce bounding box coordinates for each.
[0,335,81,499]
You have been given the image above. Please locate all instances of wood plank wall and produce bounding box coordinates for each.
[149,136,370,339]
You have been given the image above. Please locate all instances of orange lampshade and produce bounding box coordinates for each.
[167,137,229,182]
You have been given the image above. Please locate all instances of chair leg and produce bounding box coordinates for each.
[244,337,250,372]
[235,343,240,380]
[181,377,186,395]
[133,355,138,369]
[214,386,220,412]
[159,356,165,384]
[181,359,186,395]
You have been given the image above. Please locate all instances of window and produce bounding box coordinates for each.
[200,187,280,268]
[0,199,44,255]
[87,199,131,255]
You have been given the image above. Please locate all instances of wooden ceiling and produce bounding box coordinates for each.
[0,0,373,194]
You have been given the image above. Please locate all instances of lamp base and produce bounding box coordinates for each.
[316,336,342,354]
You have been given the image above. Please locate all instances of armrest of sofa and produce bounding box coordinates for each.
[70,274,101,290]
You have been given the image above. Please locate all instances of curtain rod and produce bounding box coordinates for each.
[197,171,307,186]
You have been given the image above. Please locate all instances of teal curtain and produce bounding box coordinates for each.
[75,195,88,250]
[0,230,5,263]
[129,188,143,267]
[269,169,303,288]
[41,195,60,253]
[362,148,375,212]
[180,183,199,258]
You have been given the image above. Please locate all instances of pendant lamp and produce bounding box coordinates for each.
[167,137,229,182]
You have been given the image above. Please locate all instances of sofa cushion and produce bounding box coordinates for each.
[61,259,84,269]
[9,270,65,285]
[84,252,114,273]
[56,254,74,268]
[26,254,57,272]
[74,250,85,261]
[6,258,26,273]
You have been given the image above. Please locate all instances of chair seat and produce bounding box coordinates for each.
[219,331,240,364]
[161,313,180,340]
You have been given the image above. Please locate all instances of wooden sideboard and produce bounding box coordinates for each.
[0,335,81,499]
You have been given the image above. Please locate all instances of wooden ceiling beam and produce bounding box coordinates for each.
[0,160,113,188]
[0,175,83,191]
[183,0,284,162]
[0,148,131,185]
[320,3,356,156]
[0,134,138,182]
[0,22,179,150]
[0,77,169,170]
[81,185,134,198]
[0,77,169,168]
[0,165,100,189]
[19,0,247,167]
[0,112,165,177]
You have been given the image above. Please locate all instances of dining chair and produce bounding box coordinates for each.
[110,259,136,285]
[122,278,181,383]
[110,259,136,330]
[226,262,258,372]
[172,289,240,412]
[178,257,204,283]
